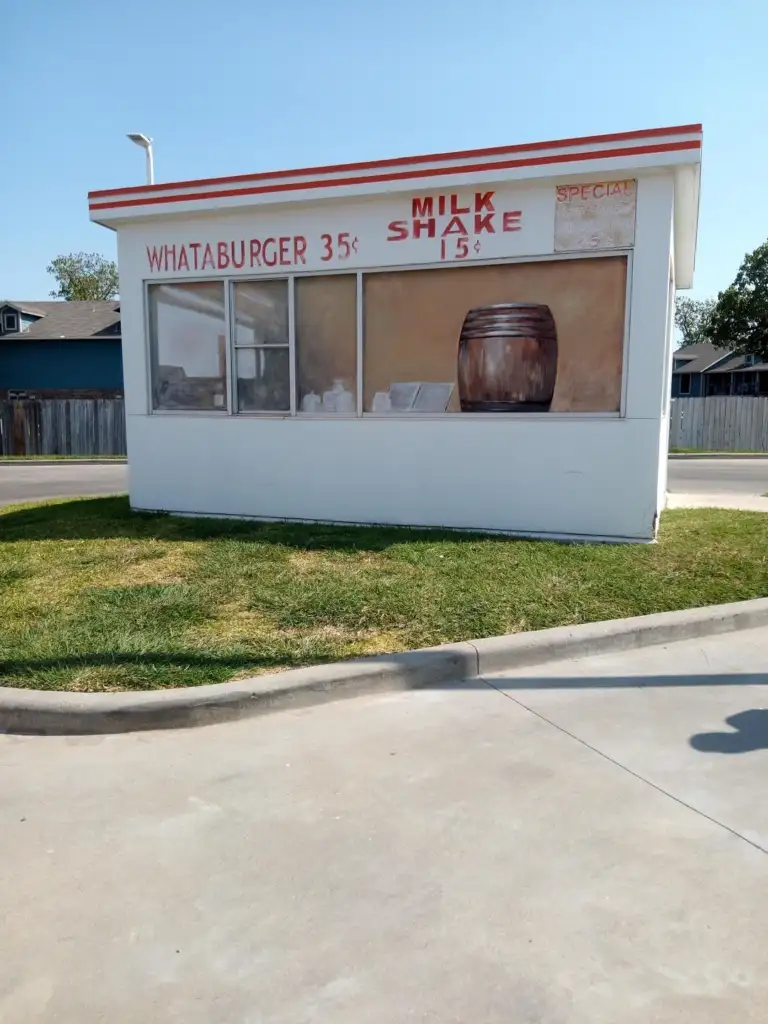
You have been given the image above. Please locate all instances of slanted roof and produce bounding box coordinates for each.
[0,301,52,317]
[0,300,120,340]
[704,354,751,374]
[672,342,731,374]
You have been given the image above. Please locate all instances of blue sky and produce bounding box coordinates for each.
[3,0,766,300]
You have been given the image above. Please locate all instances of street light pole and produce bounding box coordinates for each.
[126,133,154,185]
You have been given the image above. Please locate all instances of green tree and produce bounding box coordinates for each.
[674,296,715,348]
[47,252,119,301]
[706,240,768,360]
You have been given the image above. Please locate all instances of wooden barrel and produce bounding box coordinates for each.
[457,303,558,412]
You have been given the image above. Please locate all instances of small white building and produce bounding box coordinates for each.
[89,124,702,541]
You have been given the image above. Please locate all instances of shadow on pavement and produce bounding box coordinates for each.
[690,709,768,754]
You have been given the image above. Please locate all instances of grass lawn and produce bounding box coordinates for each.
[1,497,766,692]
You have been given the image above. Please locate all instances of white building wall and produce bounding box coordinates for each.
[115,174,676,541]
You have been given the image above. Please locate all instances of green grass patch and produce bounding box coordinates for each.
[0,496,766,692]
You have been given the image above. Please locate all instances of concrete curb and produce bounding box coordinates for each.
[668,453,768,460]
[2,598,768,735]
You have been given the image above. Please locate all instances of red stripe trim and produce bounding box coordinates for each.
[90,139,701,213]
[88,124,702,201]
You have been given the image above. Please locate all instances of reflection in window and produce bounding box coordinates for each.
[295,275,357,414]
[233,280,290,412]
[149,282,227,410]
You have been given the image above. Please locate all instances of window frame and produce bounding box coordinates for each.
[230,277,293,416]
[142,247,633,421]
[145,278,230,415]
[678,373,691,396]
[2,311,19,333]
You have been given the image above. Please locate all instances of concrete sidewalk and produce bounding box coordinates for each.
[667,491,768,511]
[2,628,767,1022]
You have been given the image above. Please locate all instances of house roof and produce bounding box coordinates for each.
[0,300,120,340]
[673,342,731,374]
[705,354,752,374]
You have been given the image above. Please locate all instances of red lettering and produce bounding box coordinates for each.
[450,194,470,215]
[177,245,189,271]
[249,239,262,266]
[189,242,201,269]
[202,243,215,270]
[474,213,495,234]
[412,196,434,218]
[441,216,468,236]
[413,218,436,239]
[610,182,624,196]
[293,235,307,263]
[387,220,409,241]
[263,237,278,267]
[568,186,580,199]
[279,236,291,266]
[593,185,605,199]
[474,191,495,213]
[164,245,176,272]
[502,210,522,232]
[217,241,230,270]
[438,195,446,216]
[230,240,245,269]
[147,246,163,272]
[556,186,568,202]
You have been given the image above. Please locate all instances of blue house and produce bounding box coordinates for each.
[0,300,123,398]
[672,342,768,398]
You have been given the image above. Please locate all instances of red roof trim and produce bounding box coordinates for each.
[88,124,703,200]
[89,139,701,213]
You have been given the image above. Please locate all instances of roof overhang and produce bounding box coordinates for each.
[89,123,702,286]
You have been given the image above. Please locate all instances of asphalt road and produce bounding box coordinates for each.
[0,462,128,508]
[667,457,768,495]
[0,458,765,510]
[2,627,767,1021]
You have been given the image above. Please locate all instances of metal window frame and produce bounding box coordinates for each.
[142,247,633,423]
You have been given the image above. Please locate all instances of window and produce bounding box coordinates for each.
[2,311,19,333]
[679,373,691,395]
[295,274,357,414]
[362,256,627,414]
[148,282,227,410]
[144,253,629,418]
[232,280,290,412]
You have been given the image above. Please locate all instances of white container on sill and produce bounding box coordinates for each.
[323,379,354,414]
[301,391,322,413]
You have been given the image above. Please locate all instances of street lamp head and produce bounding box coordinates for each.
[127,133,152,149]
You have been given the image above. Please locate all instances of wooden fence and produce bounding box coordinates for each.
[669,396,768,452]
[0,399,126,456]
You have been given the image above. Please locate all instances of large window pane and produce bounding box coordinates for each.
[236,348,290,411]
[362,258,627,414]
[149,282,227,411]
[295,275,357,414]
[233,280,288,346]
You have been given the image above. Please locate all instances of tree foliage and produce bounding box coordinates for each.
[706,241,768,360]
[674,296,715,348]
[47,252,119,301]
